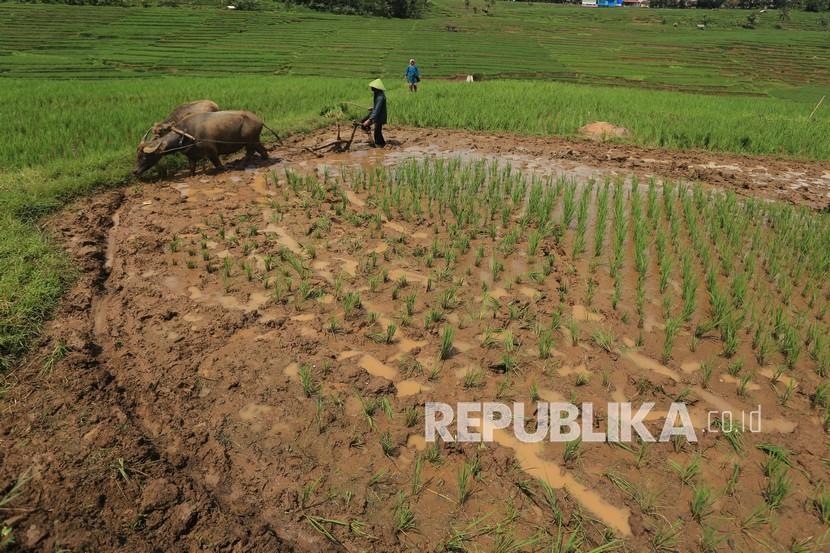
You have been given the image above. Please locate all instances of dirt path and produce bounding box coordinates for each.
[1,128,828,552]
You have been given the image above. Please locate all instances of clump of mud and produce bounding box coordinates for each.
[578,121,632,141]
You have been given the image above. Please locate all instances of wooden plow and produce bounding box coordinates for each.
[304,121,371,158]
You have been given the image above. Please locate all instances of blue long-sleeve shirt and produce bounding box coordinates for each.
[406,65,420,83]
[368,90,387,125]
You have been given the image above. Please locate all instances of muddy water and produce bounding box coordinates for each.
[572,304,604,322]
[623,350,680,381]
[358,354,397,380]
[396,380,431,398]
[492,429,631,536]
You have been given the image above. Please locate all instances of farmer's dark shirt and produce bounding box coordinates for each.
[369,90,387,125]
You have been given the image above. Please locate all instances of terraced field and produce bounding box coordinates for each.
[1,2,829,98]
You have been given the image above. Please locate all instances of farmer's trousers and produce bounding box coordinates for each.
[374,122,386,147]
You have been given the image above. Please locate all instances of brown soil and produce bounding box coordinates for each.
[1,127,828,552]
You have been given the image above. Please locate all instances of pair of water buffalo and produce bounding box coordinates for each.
[134,100,274,176]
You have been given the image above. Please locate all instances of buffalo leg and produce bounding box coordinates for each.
[189,159,197,176]
[208,153,223,171]
[255,142,269,160]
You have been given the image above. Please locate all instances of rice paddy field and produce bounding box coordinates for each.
[1,0,830,552]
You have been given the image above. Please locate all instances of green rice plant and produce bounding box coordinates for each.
[737,372,753,396]
[380,431,396,457]
[440,326,455,360]
[780,325,802,369]
[724,462,741,496]
[463,368,483,389]
[726,358,744,376]
[699,526,725,553]
[298,364,318,397]
[762,458,790,510]
[539,479,563,524]
[538,329,554,359]
[606,470,656,515]
[392,493,416,534]
[404,406,419,428]
[591,328,615,353]
[813,488,830,524]
[424,308,445,328]
[690,485,715,523]
[489,257,504,282]
[527,229,542,257]
[779,377,796,406]
[474,245,484,267]
[701,360,714,388]
[669,454,701,486]
[342,291,362,318]
[411,455,423,496]
[403,293,416,316]
[662,318,681,364]
[458,461,473,504]
[575,372,590,386]
[563,437,582,465]
[651,519,682,552]
[813,382,829,409]
[424,443,441,465]
[713,417,744,455]
[680,253,698,322]
[720,314,739,358]
[566,317,580,346]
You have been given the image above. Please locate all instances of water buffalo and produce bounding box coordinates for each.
[151,99,219,136]
[139,99,220,144]
[133,110,270,177]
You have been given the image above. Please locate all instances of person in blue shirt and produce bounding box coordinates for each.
[405,59,420,92]
[362,79,387,147]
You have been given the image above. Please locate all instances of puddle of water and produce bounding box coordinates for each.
[338,350,362,361]
[759,367,797,387]
[518,286,538,298]
[624,351,680,381]
[398,337,428,353]
[396,380,431,397]
[680,360,701,374]
[558,364,588,377]
[345,190,365,207]
[187,286,269,312]
[407,434,426,451]
[383,220,405,234]
[493,429,631,536]
[455,340,475,353]
[719,373,761,391]
[250,173,270,196]
[359,354,397,380]
[389,268,429,284]
[334,256,358,276]
[291,314,315,322]
[183,313,203,323]
[572,305,603,322]
[538,388,566,402]
[261,225,302,254]
[691,386,796,433]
